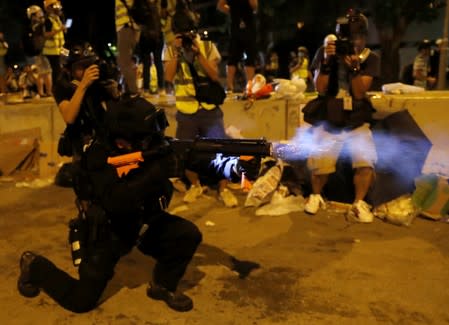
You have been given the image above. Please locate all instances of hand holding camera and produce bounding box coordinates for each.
[79,65,100,90]
[175,32,199,63]
[323,34,337,60]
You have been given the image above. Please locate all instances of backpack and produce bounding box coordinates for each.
[22,22,45,57]
[121,0,161,41]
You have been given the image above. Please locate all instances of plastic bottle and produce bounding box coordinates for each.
[149,53,158,94]
[244,161,283,207]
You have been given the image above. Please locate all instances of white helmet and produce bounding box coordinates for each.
[27,5,44,19]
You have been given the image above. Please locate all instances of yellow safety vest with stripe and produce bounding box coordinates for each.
[42,15,65,55]
[115,0,132,31]
[173,41,217,114]
[291,57,309,80]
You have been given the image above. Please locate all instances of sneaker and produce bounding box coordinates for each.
[349,200,374,223]
[304,194,326,214]
[17,251,40,298]
[183,184,203,203]
[147,283,193,312]
[219,188,238,208]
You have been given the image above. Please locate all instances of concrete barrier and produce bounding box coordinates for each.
[370,91,449,178]
[0,97,67,178]
[1,91,448,178]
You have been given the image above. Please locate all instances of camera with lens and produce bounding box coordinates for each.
[334,10,368,56]
[335,17,354,56]
[96,59,118,82]
[335,39,354,56]
[179,31,196,49]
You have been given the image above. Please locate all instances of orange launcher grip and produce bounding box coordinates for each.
[107,151,144,177]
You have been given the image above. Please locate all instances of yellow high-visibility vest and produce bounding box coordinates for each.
[115,0,132,31]
[174,41,217,114]
[291,57,309,80]
[42,15,64,55]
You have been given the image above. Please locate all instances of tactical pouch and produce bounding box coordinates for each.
[68,216,87,266]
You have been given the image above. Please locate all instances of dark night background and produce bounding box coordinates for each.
[0,0,445,82]
[0,0,116,65]
[0,0,331,79]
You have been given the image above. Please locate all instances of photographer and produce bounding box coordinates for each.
[43,0,66,86]
[303,10,380,223]
[17,42,202,313]
[163,18,238,207]
[53,43,106,159]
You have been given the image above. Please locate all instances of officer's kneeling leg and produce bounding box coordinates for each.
[22,244,119,313]
[138,212,202,292]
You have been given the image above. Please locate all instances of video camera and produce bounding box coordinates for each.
[334,11,368,56]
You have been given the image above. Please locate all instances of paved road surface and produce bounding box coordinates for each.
[1,181,448,324]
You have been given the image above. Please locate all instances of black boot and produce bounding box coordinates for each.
[17,251,40,298]
[147,283,193,312]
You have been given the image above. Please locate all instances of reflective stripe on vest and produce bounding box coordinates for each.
[174,41,216,114]
[116,0,131,31]
[42,15,64,55]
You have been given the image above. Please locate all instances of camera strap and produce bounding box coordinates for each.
[186,61,200,82]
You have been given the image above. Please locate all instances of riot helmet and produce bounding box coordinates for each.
[105,98,169,150]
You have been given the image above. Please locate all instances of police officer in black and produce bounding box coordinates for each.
[17,43,202,313]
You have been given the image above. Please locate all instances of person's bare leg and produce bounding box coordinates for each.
[185,169,200,187]
[37,75,44,96]
[218,179,228,193]
[44,73,52,96]
[226,65,236,92]
[310,173,329,195]
[353,167,374,202]
[244,65,255,84]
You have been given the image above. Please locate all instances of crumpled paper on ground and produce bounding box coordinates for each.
[374,195,419,226]
[255,186,305,216]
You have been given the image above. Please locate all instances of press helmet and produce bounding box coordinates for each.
[43,0,62,10]
[27,5,44,19]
